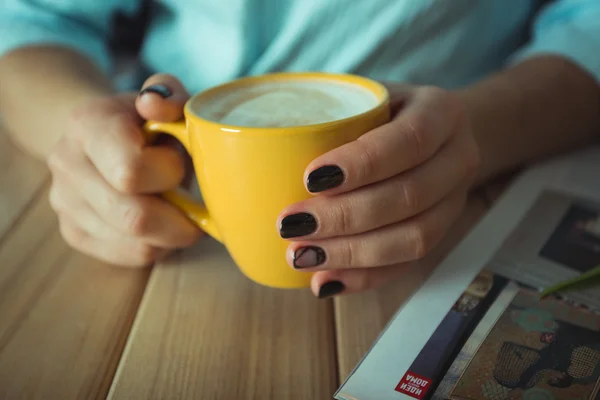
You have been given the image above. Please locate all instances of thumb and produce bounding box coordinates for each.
[136,73,194,189]
[136,73,190,122]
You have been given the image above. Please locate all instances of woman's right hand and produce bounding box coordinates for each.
[47,74,202,267]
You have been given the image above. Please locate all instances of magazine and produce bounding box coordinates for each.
[334,146,600,400]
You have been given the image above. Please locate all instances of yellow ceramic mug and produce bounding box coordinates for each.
[144,72,390,288]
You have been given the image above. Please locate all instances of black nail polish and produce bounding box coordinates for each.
[139,84,173,98]
[280,213,317,238]
[293,246,326,269]
[318,281,345,299]
[307,165,344,193]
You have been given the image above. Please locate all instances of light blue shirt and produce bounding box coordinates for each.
[1,0,599,93]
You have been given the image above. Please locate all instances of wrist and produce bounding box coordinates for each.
[453,56,600,189]
[454,87,491,188]
[0,46,115,160]
[453,69,524,187]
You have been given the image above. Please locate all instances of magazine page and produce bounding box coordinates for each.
[335,146,600,400]
[486,189,600,308]
[431,286,600,400]
[394,273,516,400]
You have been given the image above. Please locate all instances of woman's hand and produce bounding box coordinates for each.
[48,74,201,267]
[278,84,481,298]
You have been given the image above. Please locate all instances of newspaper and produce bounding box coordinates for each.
[335,146,600,400]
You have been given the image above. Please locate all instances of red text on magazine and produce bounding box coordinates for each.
[395,372,432,399]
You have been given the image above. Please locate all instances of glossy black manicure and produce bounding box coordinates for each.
[139,84,173,98]
[318,281,345,299]
[280,213,317,238]
[293,246,326,269]
[307,165,344,193]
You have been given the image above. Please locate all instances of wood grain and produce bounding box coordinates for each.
[109,238,338,400]
[0,186,150,399]
[0,130,48,241]
[333,195,489,382]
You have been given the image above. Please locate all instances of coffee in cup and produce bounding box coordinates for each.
[195,79,380,128]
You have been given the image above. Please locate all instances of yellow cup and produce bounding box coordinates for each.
[144,72,390,288]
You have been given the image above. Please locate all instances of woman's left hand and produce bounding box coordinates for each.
[277,83,481,298]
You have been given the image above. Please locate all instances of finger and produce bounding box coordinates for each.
[49,175,114,240]
[305,87,465,194]
[49,175,187,248]
[310,263,410,298]
[58,216,170,268]
[136,74,194,189]
[286,187,467,270]
[48,143,202,248]
[66,100,185,194]
[51,178,175,265]
[136,73,190,122]
[279,132,478,239]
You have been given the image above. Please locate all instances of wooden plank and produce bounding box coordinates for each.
[334,195,489,382]
[109,238,338,400]
[0,129,49,241]
[0,186,150,399]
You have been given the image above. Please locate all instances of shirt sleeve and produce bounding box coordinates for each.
[0,0,142,74]
[509,0,600,83]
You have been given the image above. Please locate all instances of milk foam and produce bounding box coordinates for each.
[194,80,379,128]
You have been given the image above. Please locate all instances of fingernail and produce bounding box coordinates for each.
[279,213,317,238]
[307,165,344,193]
[139,84,173,98]
[293,246,326,269]
[318,281,345,299]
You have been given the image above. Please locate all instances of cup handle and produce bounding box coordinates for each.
[142,120,223,243]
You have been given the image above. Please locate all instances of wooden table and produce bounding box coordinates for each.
[0,129,506,399]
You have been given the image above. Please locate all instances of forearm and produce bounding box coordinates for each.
[0,46,114,160]
[457,55,600,185]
